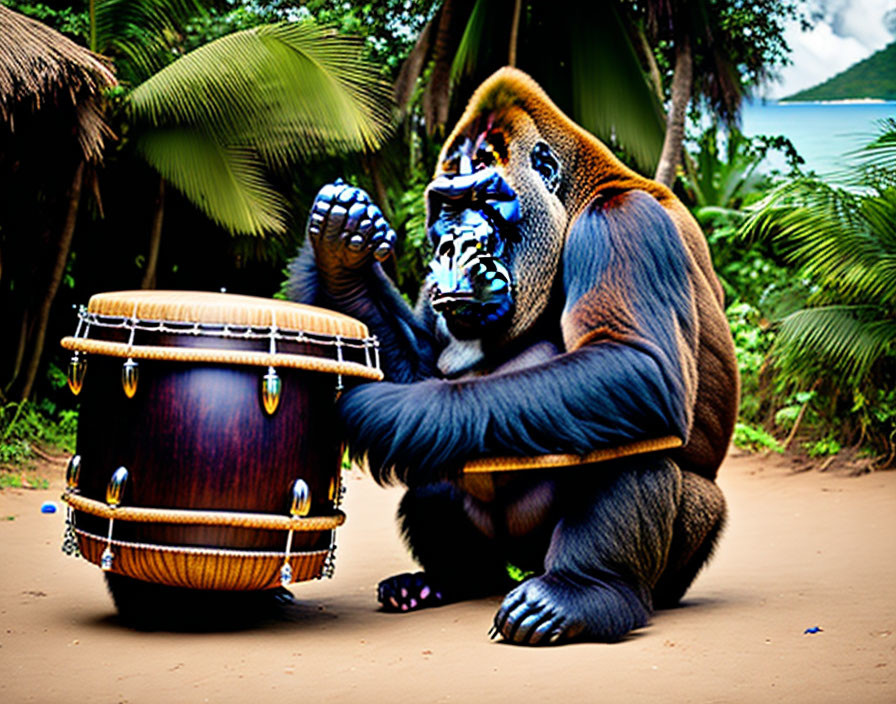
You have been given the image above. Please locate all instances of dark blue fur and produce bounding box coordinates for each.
[285,239,438,384]
[286,178,725,642]
[335,190,696,486]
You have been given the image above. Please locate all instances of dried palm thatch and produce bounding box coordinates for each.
[0,5,117,162]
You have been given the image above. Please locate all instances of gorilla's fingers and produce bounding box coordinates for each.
[323,204,348,240]
[373,230,396,261]
[528,613,567,645]
[504,598,550,643]
[316,181,341,203]
[307,209,326,238]
[345,201,368,233]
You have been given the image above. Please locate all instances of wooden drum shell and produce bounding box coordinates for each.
[73,356,341,555]
[61,291,380,591]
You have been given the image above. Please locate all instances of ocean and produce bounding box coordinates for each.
[740,100,896,177]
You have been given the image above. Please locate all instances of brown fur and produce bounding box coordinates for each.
[437,67,738,479]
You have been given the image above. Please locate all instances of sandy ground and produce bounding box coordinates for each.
[1,451,894,704]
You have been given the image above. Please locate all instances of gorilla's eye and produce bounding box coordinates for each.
[530,141,561,194]
[476,142,498,167]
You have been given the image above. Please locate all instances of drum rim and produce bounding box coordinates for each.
[86,290,370,337]
[62,290,383,379]
[60,336,384,379]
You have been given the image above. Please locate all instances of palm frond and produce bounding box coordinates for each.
[449,0,490,87]
[740,179,896,306]
[853,117,896,172]
[93,0,205,81]
[568,4,665,175]
[128,22,394,165]
[773,305,895,383]
[135,129,289,236]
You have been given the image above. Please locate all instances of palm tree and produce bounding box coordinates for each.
[647,0,802,187]
[739,119,896,461]
[394,0,665,175]
[393,0,799,182]
[89,1,393,288]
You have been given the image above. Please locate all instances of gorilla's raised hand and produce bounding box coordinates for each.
[290,180,437,383]
[307,180,396,295]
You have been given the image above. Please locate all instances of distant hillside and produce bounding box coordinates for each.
[785,41,896,102]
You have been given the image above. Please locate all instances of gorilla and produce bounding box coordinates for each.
[285,67,739,645]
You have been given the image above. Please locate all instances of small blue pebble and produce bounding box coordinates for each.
[804,626,822,634]
[40,501,57,514]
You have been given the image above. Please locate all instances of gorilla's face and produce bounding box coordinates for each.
[426,113,567,342]
[425,144,520,339]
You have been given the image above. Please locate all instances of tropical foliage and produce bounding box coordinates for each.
[2,0,894,473]
[1,0,393,407]
[128,21,393,237]
[737,119,896,465]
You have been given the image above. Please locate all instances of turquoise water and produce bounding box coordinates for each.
[740,101,896,177]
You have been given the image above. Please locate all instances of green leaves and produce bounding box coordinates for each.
[128,22,394,236]
[91,0,206,81]
[134,129,288,237]
[568,4,664,175]
[440,0,665,174]
[739,120,896,386]
[775,305,893,382]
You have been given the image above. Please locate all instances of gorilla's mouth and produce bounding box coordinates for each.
[425,167,520,339]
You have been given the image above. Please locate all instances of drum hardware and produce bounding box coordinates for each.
[120,303,140,399]
[60,478,348,587]
[66,306,89,395]
[281,479,311,586]
[61,455,82,557]
[121,358,139,399]
[62,300,382,404]
[261,367,282,415]
[261,312,282,415]
[67,352,87,396]
[101,466,129,571]
[335,335,344,398]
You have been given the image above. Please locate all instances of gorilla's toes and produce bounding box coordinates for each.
[492,574,648,645]
[492,576,583,645]
[377,571,445,613]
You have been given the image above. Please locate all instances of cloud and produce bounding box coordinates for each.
[761,0,896,98]
[813,0,896,49]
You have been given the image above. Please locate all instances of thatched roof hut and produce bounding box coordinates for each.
[0,4,117,163]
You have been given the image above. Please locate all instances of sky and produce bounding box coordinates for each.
[761,0,896,98]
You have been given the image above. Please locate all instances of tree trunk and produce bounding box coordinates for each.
[508,0,522,67]
[5,310,29,396]
[632,24,664,103]
[654,36,692,188]
[140,176,165,290]
[19,161,85,402]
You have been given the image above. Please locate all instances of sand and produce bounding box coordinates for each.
[1,451,894,704]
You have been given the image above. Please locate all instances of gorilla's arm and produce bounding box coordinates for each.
[284,184,439,384]
[341,191,700,485]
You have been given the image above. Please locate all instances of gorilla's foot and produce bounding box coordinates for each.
[491,573,650,645]
[377,571,447,612]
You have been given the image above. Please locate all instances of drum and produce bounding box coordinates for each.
[59,290,381,593]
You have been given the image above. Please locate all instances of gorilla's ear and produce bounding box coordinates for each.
[560,190,696,356]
